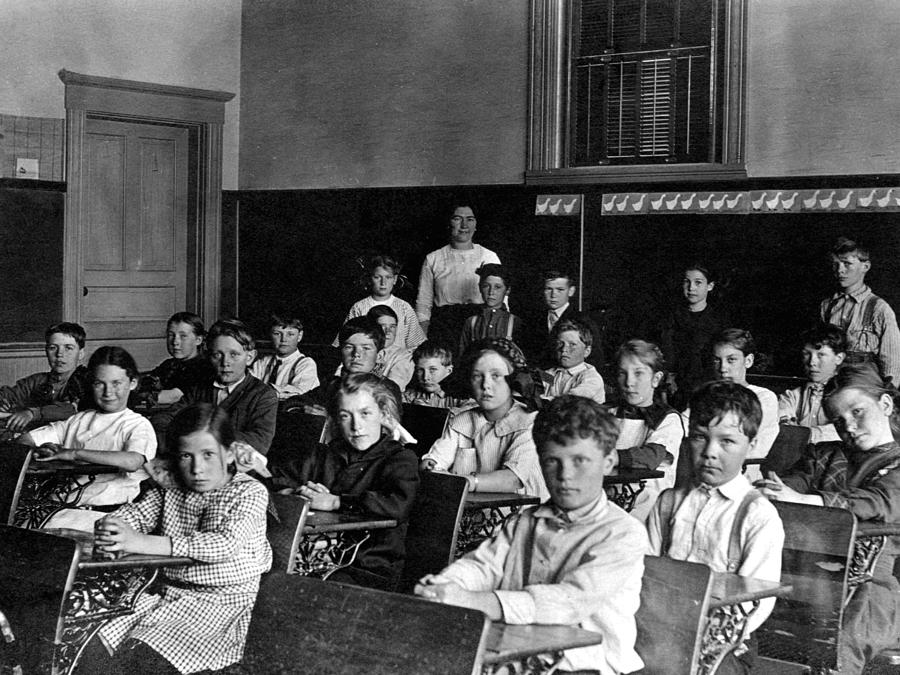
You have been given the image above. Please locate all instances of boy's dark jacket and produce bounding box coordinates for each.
[272,435,419,589]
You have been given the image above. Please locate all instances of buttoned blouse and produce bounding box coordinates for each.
[423,402,548,501]
[415,244,501,322]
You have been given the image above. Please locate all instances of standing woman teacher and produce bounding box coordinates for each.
[415,203,501,346]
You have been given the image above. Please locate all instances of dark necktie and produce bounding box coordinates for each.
[268,359,281,384]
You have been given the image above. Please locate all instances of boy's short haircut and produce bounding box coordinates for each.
[532,394,619,456]
[208,319,255,351]
[45,322,86,349]
[477,263,511,288]
[338,316,385,352]
[801,323,847,355]
[713,328,756,357]
[412,339,454,366]
[689,380,762,442]
[552,318,593,348]
[368,254,401,275]
[167,312,206,338]
[541,269,574,285]
[831,236,870,262]
[366,305,399,323]
[269,312,303,331]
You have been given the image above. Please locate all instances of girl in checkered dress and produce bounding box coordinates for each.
[84,403,272,674]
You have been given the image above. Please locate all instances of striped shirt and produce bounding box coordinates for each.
[820,285,900,385]
[778,383,840,443]
[422,402,548,501]
[459,307,521,355]
[332,295,426,350]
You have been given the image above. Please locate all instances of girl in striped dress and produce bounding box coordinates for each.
[84,403,271,674]
[333,254,425,351]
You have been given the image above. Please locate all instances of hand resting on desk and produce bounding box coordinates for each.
[94,515,173,557]
[415,573,503,620]
[298,481,340,511]
[33,442,75,461]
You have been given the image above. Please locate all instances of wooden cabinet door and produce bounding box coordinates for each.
[79,118,188,340]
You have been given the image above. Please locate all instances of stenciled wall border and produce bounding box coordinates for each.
[599,187,900,215]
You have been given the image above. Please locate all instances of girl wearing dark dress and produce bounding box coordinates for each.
[272,372,419,591]
[659,263,731,410]
[138,312,215,407]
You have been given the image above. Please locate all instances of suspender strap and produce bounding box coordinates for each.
[658,488,689,554]
[726,490,762,573]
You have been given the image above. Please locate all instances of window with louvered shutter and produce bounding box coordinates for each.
[527,0,746,183]
[572,0,718,165]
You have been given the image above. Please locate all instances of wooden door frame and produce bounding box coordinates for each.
[59,70,234,328]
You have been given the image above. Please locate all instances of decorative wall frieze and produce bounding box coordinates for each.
[599,187,900,216]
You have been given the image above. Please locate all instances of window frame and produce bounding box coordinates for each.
[526,0,748,185]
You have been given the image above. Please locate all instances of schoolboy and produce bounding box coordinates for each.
[711,329,779,460]
[542,318,606,404]
[152,319,278,455]
[820,236,900,386]
[250,313,319,399]
[415,395,647,675]
[301,317,400,412]
[403,340,467,408]
[530,269,600,369]
[647,381,784,674]
[459,263,522,355]
[778,324,845,443]
[0,322,89,435]
[367,305,415,390]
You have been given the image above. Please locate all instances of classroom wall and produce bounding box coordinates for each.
[238,0,529,189]
[0,0,242,189]
[745,0,900,177]
[224,175,900,378]
[239,0,900,186]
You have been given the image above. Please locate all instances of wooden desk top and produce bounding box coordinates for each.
[604,468,665,485]
[27,458,120,476]
[856,521,900,538]
[709,572,793,609]
[303,510,397,533]
[465,492,541,510]
[44,528,193,572]
[483,622,603,665]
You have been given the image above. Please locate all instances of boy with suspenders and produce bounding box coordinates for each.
[647,380,784,675]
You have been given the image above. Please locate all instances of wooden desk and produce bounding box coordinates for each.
[700,572,794,675]
[16,458,119,528]
[482,622,603,674]
[45,528,193,675]
[292,510,398,578]
[604,468,664,512]
[457,492,541,556]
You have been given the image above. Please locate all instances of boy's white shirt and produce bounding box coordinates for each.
[646,472,784,633]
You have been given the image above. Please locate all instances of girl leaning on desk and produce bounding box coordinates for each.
[757,362,900,673]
